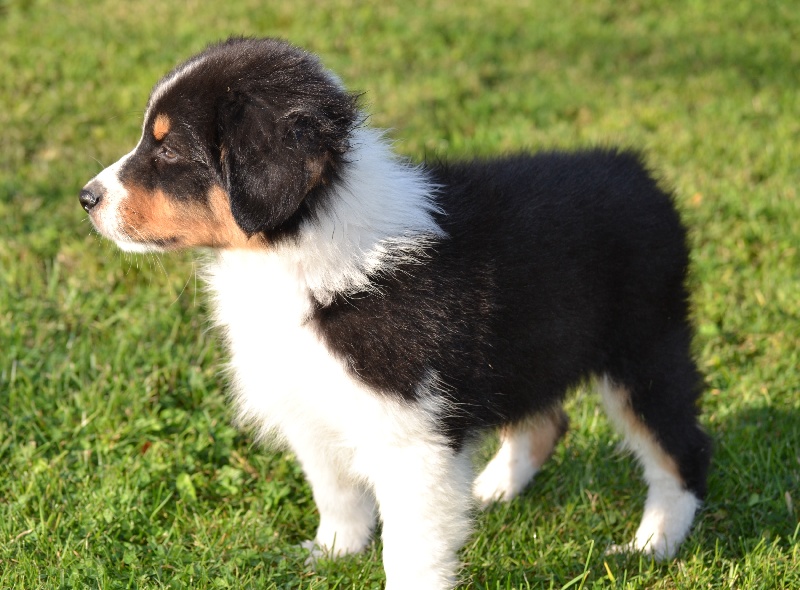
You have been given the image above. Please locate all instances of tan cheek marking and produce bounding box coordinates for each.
[196,185,266,249]
[117,183,267,250]
[119,185,180,242]
[153,113,171,141]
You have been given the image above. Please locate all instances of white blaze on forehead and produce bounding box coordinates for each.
[144,53,209,125]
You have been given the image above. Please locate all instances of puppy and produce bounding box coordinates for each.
[80,38,711,589]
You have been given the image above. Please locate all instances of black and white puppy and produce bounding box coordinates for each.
[80,38,711,589]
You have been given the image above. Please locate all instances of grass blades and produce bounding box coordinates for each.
[1,0,798,587]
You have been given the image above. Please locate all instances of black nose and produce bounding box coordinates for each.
[79,187,101,212]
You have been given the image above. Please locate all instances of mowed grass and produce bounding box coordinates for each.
[1,0,798,588]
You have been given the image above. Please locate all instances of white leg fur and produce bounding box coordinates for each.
[285,430,377,559]
[474,410,566,506]
[600,376,699,559]
[366,443,473,590]
[208,251,473,588]
[630,463,700,559]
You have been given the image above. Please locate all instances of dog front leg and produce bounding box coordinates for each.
[366,442,474,590]
[285,427,378,559]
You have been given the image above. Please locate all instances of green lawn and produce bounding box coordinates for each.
[1,0,798,588]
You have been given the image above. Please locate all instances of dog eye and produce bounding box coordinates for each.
[158,146,179,163]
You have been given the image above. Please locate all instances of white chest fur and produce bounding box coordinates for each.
[205,250,473,590]
[204,249,434,454]
[203,128,446,450]
[209,250,353,439]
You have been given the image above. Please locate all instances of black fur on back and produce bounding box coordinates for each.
[312,149,710,496]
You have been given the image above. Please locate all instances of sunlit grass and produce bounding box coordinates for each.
[1,0,798,587]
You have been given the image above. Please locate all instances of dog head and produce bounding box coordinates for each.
[80,38,359,252]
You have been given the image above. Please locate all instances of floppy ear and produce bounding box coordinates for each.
[218,96,336,235]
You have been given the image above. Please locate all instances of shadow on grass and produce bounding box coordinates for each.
[463,403,798,588]
[701,405,800,554]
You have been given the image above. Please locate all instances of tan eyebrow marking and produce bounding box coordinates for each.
[153,113,171,141]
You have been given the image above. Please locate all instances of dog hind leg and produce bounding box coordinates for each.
[473,408,568,506]
[600,349,711,559]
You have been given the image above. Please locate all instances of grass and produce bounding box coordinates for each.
[1,0,798,587]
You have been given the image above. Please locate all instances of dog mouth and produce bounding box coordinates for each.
[146,236,182,248]
[83,209,178,252]
[112,234,182,253]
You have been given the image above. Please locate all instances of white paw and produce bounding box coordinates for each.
[616,486,699,560]
[300,530,371,565]
[300,539,325,566]
[473,457,536,507]
[605,536,671,561]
